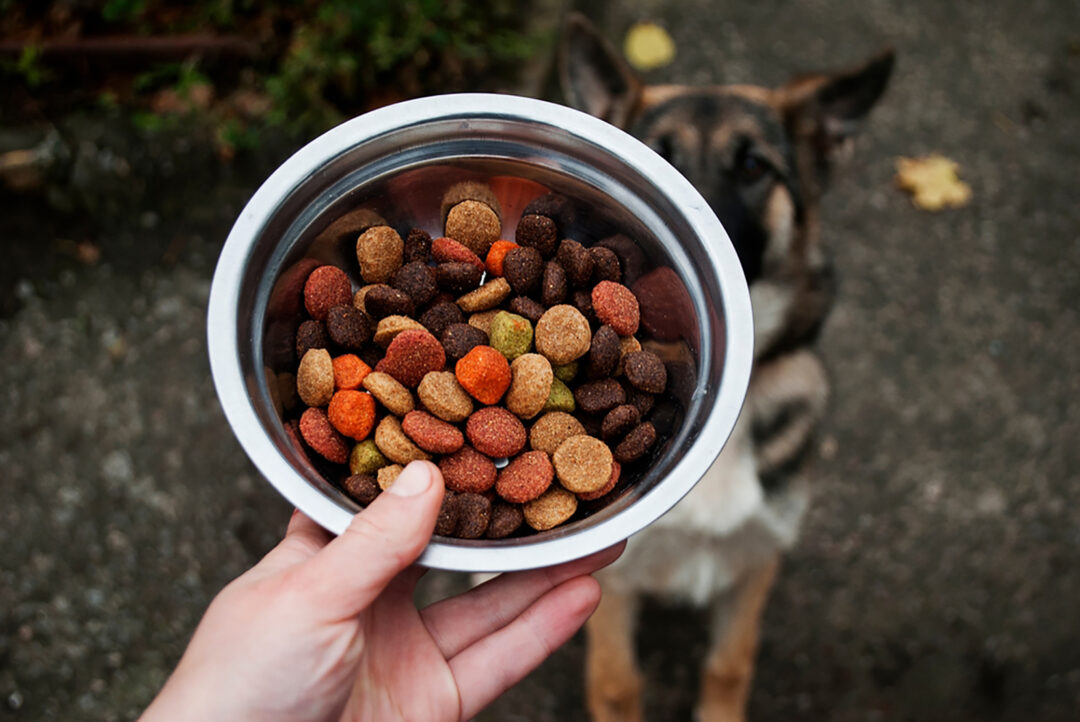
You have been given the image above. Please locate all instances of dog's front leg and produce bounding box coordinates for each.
[697,557,780,722]
[585,583,644,722]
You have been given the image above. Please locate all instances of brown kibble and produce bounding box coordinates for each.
[315,207,386,246]
[507,296,546,324]
[577,461,620,501]
[441,323,489,362]
[356,225,404,283]
[523,193,577,229]
[502,246,544,295]
[353,284,387,314]
[326,305,374,350]
[589,246,622,283]
[374,415,431,464]
[343,473,380,505]
[457,277,511,313]
[486,501,525,538]
[297,348,335,407]
[624,385,655,417]
[496,450,554,503]
[373,315,426,347]
[377,464,405,490]
[534,304,591,365]
[601,404,640,441]
[596,233,648,285]
[435,491,459,536]
[295,320,328,360]
[529,411,586,456]
[592,281,640,337]
[440,445,497,493]
[504,353,553,419]
[402,410,465,454]
[391,261,438,308]
[523,485,578,531]
[453,492,492,539]
[574,378,626,414]
[588,325,621,379]
[446,200,501,257]
[436,262,484,294]
[624,351,668,394]
[466,406,527,458]
[304,265,353,322]
[419,301,465,338]
[515,213,558,258]
[417,371,474,422]
[362,371,415,416]
[552,435,613,494]
[467,309,500,335]
[616,335,642,376]
[613,422,657,464]
[541,261,567,306]
[403,227,432,264]
[556,239,594,287]
[441,181,503,225]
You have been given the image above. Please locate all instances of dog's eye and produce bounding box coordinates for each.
[734,146,770,184]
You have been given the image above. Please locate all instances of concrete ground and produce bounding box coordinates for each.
[1,0,1078,720]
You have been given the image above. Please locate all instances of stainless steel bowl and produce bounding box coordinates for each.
[207,93,752,572]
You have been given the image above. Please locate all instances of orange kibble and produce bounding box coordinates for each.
[332,354,371,390]
[485,240,519,277]
[455,345,512,405]
[327,390,376,441]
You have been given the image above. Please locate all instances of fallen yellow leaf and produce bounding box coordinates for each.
[895,154,972,211]
[624,22,675,71]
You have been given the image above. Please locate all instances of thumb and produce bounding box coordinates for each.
[296,460,444,619]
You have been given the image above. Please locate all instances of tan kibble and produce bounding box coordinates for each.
[552,435,613,494]
[353,284,390,314]
[373,315,426,347]
[529,411,586,456]
[615,335,642,376]
[377,464,405,491]
[467,310,500,335]
[445,200,501,257]
[535,304,592,365]
[440,181,502,224]
[523,485,578,531]
[356,225,403,283]
[362,371,415,417]
[417,371,474,423]
[505,354,553,419]
[457,277,511,313]
[296,348,334,407]
[374,415,431,465]
[315,207,386,245]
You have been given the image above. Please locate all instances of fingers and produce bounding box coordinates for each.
[449,576,602,720]
[292,461,444,620]
[421,542,624,658]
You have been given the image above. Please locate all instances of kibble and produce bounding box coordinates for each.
[374,415,431,464]
[299,407,350,463]
[486,501,525,538]
[588,325,621,379]
[616,335,642,375]
[601,404,641,441]
[402,410,465,454]
[589,246,622,283]
[344,473,380,505]
[523,486,578,531]
[441,181,502,225]
[436,262,484,294]
[489,311,533,361]
[496,450,554,503]
[304,266,352,321]
[417,371,474,423]
[435,491,459,535]
[574,378,626,414]
[356,225,404,283]
[297,348,335,407]
[523,193,576,229]
[432,236,485,272]
[624,385,655,417]
[332,354,371,390]
[543,378,576,413]
[453,492,493,539]
[556,239,594,287]
[373,315,426,347]
[391,260,439,307]
[377,464,404,490]
[503,246,544,295]
[534,305,591,365]
[466,406,527,458]
[529,411,586,456]
[364,285,414,319]
[507,296,546,324]
[541,261,567,306]
[456,345,511,405]
[515,214,558,257]
[592,281,640,337]
[419,301,465,338]
[553,361,578,383]
[327,390,376,441]
[362,371,415,416]
[376,328,446,388]
[349,439,388,475]
[552,435,613,494]
[441,323,489,362]
[571,289,597,325]
[296,320,328,360]
[486,240,519,277]
[457,277,511,313]
[504,353,553,419]
[352,284,385,315]
[577,461,620,501]
[446,200,501,257]
[613,422,657,463]
[403,227,432,264]
[440,445,497,493]
[624,351,668,394]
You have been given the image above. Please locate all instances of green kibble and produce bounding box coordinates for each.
[489,311,533,361]
[553,361,578,383]
[542,377,575,413]
[349,440,388,475]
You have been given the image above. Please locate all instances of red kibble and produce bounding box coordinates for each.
[432,236,485,272]
[466,406,527,458]
[591,281,640,337]
[376,328,446,388]
[495,450,554,503]
[439,445,497,493]
[332,354,371,390]
[401,410,465,454]
[299,407,351,463]
[304,265,352,321]
[485,240,519,277]
[455,345,512,405]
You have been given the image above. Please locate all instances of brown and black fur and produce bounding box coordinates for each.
[560,14,893,721]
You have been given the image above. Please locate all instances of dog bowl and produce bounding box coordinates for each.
[207,93,752,572]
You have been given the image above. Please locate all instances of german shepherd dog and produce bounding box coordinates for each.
[558,14,893,721]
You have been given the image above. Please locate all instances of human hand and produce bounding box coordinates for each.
[140,460,623,722]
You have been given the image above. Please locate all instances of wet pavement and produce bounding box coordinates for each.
[2,0,1079,720]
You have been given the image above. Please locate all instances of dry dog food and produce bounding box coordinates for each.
[285,182,676,539]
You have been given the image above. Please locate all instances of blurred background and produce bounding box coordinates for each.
[1,1,1077,720]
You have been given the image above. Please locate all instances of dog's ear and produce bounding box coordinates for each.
[779,49,894,168]
[559,12,642,128]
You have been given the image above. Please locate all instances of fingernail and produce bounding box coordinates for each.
[387,461,432,497]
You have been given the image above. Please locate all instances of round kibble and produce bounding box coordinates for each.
[596,233,648,285]
[553,361,578,383]
[507,296,545,324]
[435,491,459,536]
[552,435,613,494]
[362,371,415,416]
[453,492,493,539]
[523,486,578,531]
[297,348,334,407]
[374,415,431,464]
[466,406,527,458]
[467,310,500,335]
[332,354,371,390]
[419,301,465,338]
[326,305,374,350]
[601,404,641,441]
[574,378,626,414]
[417,371,474,423]
[503,246,544,295]
[441,323,489,362]
[296,320,328,360]
[523,193,576,229]
[436,262,483,294]
[373,315,426,347]
[440,181,502,224]
[534,305,591,365]
[456,345,511,405]
[403,227,432,264]
[299,407,350,463]
[458,277,511,313]
[486,240,518,277]
[541,261,567,306]
[578,461,620,501]
[515,214,558,258]
[589,246,622,283]
[486,501,525,538]
[624,386,655,417]
[542,378,576,413]
[529,411,586,456]
[556,239,594,287]
[401,410,465,454]
[592,281,641,337]
[349,439,389,475]
[327,390,376,441]
[616,335,642,375]
[489,311,533,361]
[496,450,554,503]
[304,265,352,321]
[572,289,597,325]
[432,236,485,272]
[391,261,437,307]
[376,329,446,387]
[624,351,668,394]
[588,325,621,379]
[344,473,380,505]
[614,422,657,463]
[356,225,404,283]
[377,464,404,490]
[364,285,414,319]
[353,284,386,314]
[446,200,501,257]
[505,353,553,419]
[440,445,497,493]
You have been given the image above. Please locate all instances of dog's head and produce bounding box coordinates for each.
[559,14,893,360]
